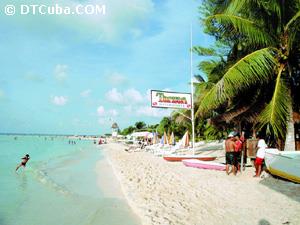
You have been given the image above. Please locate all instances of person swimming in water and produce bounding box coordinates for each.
[16,154,30,171]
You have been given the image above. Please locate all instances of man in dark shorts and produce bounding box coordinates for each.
[16,154,30,171]
[225,134,236,175]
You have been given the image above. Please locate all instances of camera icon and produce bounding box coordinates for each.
[5,5,16,16]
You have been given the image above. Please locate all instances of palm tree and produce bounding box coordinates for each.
[196,0,300,150]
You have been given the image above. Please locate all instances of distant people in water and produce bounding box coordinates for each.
[68,140,76,145]
[16,154,30,171]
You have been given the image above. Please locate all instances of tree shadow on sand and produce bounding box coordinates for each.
[259,174,300,203]
[259,218,291,225]
[258,219,271,225]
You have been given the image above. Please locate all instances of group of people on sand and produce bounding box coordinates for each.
[225,132,268,177]
[225,132,244,175]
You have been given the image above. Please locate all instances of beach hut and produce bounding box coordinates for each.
[111,122,119,139]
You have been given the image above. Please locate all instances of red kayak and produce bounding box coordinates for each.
[163,155,216,162]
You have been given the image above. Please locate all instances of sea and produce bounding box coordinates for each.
[0,135,140,225]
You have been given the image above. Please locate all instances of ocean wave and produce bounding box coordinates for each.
[28,167,73,196]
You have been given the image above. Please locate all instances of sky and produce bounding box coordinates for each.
[0,0,214,135]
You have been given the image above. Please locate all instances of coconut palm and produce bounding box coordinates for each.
[196,0,300,150]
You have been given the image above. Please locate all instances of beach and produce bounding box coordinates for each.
[103,143,300,225]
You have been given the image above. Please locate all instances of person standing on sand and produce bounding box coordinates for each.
[16,154,30,171]
[225,134,236,175]
[234,134,243,172]
[254,135,268,177]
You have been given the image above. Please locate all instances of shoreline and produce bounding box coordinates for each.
[102,144,144,222]
[101,143,300,225]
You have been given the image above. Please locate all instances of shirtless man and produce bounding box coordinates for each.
[225,134,236,175]
[16,154,30,171]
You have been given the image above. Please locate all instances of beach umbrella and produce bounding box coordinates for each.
[163,131,168,145]
[167,129,171,144]
[178,131,188,148]
[184,131,190,148]
[160,135,164,145]
[152,132,156,144]
[170,132,175,145]
[155,132,159,144]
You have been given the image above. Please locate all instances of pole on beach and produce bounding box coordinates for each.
[190,24,195,155]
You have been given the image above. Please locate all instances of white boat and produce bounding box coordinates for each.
[264,148,300,183]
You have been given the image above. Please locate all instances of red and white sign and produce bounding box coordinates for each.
[151,90,192,109]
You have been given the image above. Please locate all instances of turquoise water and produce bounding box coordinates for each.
[0,135,140,225]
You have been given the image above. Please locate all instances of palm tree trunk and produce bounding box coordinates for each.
[284,110,295,151]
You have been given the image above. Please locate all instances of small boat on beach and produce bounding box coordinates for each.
[163,155,217,162]
[182,159,225,171]
[264,149,300,183]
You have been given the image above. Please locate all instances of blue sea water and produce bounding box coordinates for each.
[0,135,140,225]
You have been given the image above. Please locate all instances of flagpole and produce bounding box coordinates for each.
[190,24,195,155]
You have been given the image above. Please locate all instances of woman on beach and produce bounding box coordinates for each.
[16,154,30,171]
[254,136,268,177]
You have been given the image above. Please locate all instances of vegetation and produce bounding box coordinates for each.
[135,121,146,130]
[194,0,300,149]
[120,1,299,147]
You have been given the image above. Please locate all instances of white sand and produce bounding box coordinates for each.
[101,143,300,225]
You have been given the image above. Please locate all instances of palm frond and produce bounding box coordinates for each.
[285,7,300,30]
[198,60,219,75]
[224,0,254,14]
[197,48,277,116]
[258,65,291,138]
[225,0,281,20]
[206,14,275,46]
[285,11,300,51]
[192,46,218,56]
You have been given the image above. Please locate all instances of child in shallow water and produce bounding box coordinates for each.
[16,154,30,171]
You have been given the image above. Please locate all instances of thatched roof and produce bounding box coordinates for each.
[111,122,119,129]
[294,112,300,123]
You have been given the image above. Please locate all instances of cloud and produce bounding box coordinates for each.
[106,72,128,85]
[1,0,155,44]
[109,109,118,117]
[97,106,105,116]
[54,64,68,83]
[51,96,68,106]
[24,73,44,82]
[124,88,144,103]
[80,89,92,97]
[136,106,171,118]
[123,105,133,113]
[98,118,107,125]
[105,88,123,103]
[105,88,145,104]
